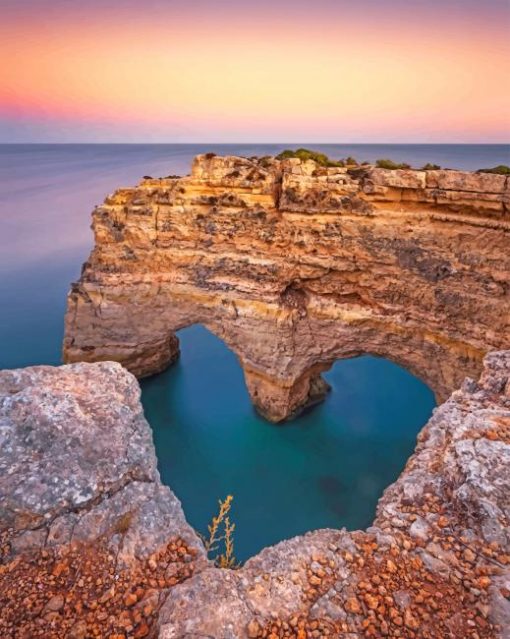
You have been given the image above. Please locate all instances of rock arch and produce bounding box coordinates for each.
[64,154,510,421]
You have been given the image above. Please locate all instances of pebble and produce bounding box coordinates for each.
[44,594,65,612]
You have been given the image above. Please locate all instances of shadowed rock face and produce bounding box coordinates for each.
[63,154,510,421]
[1,355,509,638]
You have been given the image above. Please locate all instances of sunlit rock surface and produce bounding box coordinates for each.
[63,154,510,421]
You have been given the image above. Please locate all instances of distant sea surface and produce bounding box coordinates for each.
[1,143,507,559]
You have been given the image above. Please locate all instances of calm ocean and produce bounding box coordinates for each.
[1,143,508,559]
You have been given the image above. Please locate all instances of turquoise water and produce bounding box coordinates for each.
[141,325,435,560]
[2,144,507,559]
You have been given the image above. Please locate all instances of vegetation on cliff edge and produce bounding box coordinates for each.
[477,165,510,175]
[375,158,412,170]
[201,494,239,569]
[276,148,345,167]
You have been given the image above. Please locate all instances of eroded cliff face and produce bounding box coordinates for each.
[63,155,510,421]
[1,354,509,638]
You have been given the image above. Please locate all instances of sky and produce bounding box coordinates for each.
[1,0,509,143]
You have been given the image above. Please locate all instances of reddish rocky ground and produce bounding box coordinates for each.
[0,537,197,639]
[246,529,505,638]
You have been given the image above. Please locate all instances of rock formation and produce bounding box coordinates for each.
[63,154,510,421]
[0,362,207,638]
[3,153,509,636]
[1,354,509,638]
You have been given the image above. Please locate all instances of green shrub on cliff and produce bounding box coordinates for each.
[477,165,510,175]
[421,163,441,170]
[276,148,344,167]
[376,158,412,170]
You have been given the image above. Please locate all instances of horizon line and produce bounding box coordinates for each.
[1,141,509,146]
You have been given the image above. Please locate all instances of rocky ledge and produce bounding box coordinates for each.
[63,154,510,421]
[0,362,207,638]
[1,353,510,638]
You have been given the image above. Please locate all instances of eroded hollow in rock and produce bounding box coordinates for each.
[140,324,435,561]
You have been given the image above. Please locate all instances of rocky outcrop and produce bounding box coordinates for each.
[0,362,207,638]
[1,354,509,638]
[63,154,510,421]
[157,350,510,639]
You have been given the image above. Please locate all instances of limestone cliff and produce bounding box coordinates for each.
[1,354,509,638]
[63,154,510,421]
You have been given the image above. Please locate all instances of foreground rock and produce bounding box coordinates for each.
[1,353,509,637]
[0,362,206,638]
[158,351,510,638]
[63,154,510,421]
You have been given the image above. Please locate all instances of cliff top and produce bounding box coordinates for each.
[137,151,510,192]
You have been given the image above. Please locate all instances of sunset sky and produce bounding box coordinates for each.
[1,0,509,142]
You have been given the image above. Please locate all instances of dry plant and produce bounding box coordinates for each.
[201,494,239,569]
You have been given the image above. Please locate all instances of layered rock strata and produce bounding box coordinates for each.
[63,155,510,421]
[1,353,509,638]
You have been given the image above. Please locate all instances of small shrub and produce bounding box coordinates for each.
[204,152,216,160]
[421,163,441,170]
[477,165,510,175]
[276,149,300,160]
[344,156,358,166]
[142,175,153,180]
[201,495,239,569]
[376,158,412,170]
[276,148,344,167]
